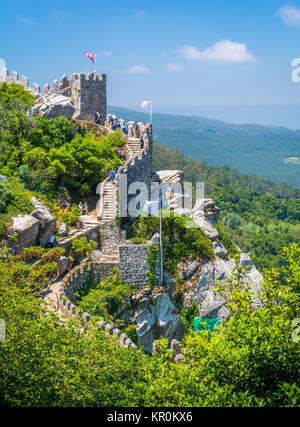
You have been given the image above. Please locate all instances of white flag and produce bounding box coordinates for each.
[141,100,150,112]
[143,200,159,216]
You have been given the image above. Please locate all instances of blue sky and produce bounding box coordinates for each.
[2,1,300,126]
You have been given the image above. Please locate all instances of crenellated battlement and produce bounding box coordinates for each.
[70,72,106,82]
[0,67,41,94]
[0,67,72,96]
[0,67,107,123]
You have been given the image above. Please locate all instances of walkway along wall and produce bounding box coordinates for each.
[58,262,138,350]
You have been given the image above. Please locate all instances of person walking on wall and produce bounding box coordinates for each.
[110,169,115,182]
[95,112,101,125]
[128,123,134,137]
[78,201,84,215]
[84,201,89,215]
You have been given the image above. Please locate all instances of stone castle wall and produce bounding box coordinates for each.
[118,131,154,219]
[0,67,107,123]
[58,262,138,350]
[100,223,125,255]
[59,235,160,295]
[70,72,106,123]
[119,238,161,289]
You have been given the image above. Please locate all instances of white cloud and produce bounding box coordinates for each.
[277,5,300,27]
[178,40,256,63]
[165,63,184,72]
[101,50,113,57]
[126,65,150,74]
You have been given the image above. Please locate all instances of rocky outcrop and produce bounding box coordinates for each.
[30,198,56,247]
[182,254,263,319]
[191,199,220,241]
[126,287,185,354]
[8,215,40,252]
[31,93,75,120]
[57,223,69,237]
[213,241,228,259]
[8,198,56,252]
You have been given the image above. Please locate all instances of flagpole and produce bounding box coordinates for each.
[150,100,153,125]
[94,54,97,74]
[159,189,163,284]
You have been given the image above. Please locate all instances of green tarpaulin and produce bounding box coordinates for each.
[192,317,221,336]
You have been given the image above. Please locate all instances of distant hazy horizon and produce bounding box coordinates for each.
[120,104,300,130]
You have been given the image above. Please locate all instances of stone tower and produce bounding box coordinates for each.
[69,72,107,123]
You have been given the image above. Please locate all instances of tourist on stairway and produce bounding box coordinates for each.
[110,169,115,182]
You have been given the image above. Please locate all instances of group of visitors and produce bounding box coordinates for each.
[78,201,89,216]
[106,116,149,151]
[107,116,148,137]
[94,113,150,151]
[108,116,132,134]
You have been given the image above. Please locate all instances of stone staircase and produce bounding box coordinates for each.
[98,135,144,223]
[101,180,117,223]
[127,137,142,159]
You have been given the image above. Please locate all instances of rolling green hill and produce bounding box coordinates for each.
[109,106,300,189]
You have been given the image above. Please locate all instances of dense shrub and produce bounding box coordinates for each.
[143,244,300,407]
[14,246,45,262]
[76,269,134,321]
[71,236,97,261]
[134,215,214,274]
[0,81,35,108]
[0,84,125,205]
[0,243,299,406]
[215,223,239,257]
[123,325,138,345]
[29,262,58,285]
[0,182,15,214]
[41,247,66,264]
[63,204,81,227]
[0,178,35,238]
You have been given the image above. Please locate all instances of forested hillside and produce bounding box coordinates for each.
[0,82,299,408]
[154,143,300,271]
[109,107,300,189]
